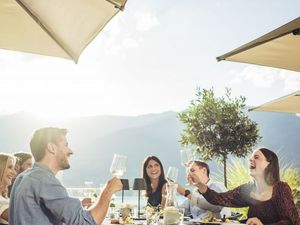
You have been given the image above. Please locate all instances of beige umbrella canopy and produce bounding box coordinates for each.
[249,90,300,114]
[216,17,300,114]
[217,17,300,72]
[0,0,127,63]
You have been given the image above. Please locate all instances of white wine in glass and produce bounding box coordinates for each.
[110,154,127,178]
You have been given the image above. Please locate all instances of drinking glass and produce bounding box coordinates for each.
[166,166,178,184]
[83,181,94,198]
[110,154,127,178]
[178,208,185,224]
[180,149,193,168]
[180,149,194,186]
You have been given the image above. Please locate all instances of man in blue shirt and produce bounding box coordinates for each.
[9,127,122,225]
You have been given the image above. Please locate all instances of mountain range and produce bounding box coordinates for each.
[1,110,299,187]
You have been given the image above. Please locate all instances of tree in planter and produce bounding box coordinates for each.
[179,87,261,187]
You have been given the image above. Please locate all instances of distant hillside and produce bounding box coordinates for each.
[0,110,299,186]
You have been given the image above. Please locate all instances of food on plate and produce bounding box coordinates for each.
[110,219,120,224]
[197,212,231,224]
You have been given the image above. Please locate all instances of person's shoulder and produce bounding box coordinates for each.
[24,166,49,179]
[275,181,292,192]
[13,169,42,189]
[18,165,55,184]
[272,181,295,200]
[276,181,289,187]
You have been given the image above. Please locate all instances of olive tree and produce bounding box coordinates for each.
[179,87,261,187]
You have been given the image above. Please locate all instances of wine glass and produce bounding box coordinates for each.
[166,166,178,184]
[83,181,94,198]
[180,149,194,186]
[180,149,193,168]
[110,154,127,178]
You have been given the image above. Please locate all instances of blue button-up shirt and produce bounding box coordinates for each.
[9,163,97,225]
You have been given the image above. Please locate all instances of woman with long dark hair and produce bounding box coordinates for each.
[142,156,167,207]
[190,148,300,225]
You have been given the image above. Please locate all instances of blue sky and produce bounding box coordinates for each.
[1,0,300,118]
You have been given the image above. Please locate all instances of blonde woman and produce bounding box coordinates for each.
[0,153,16,225]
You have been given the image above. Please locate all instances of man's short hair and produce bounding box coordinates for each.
[192,160,210,177]
[30,127,67,162]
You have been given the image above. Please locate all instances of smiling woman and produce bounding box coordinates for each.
[142,155,167,207]
[0,153,16,225]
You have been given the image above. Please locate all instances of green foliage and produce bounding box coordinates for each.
[212,158,251,189]
[280,163,300,206]
[282,168,300,189]
[179,87,261,185]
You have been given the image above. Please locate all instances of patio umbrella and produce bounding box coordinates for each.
[0,0,127,63]
[216,16,300,114]
[249,90,300,114]
[217,17,300,72]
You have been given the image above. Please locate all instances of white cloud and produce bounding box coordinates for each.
[233,66,278,88]
[135,12,160,31]
[0,50,115,118]
[215,1,222,8]
[230,66,300,91]
[84,10,159,57]
[283,75,300,92]
[123,38,139,48]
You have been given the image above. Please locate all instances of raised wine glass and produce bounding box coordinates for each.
[166,166,178,184]
[110,154,127,178]
[180,149,194,186]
